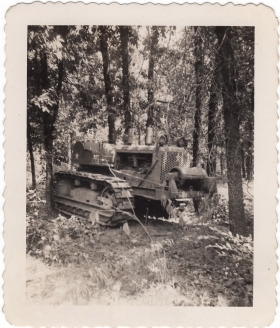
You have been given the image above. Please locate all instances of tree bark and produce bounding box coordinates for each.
[207,72,218,176]
[68,132,73,170]
[220,149,224,177]
[43,121,54,208]
[246,91,254,181]
[192,27,203,167]
[241,147,246,179]
[119,26,132,133]
[99,26,116,144]
[216,27,245,235]
[41,54,63,210]
[246,149,253,181]
[40,50,53,209]
[146,26,158,128]
[27,113,36,188]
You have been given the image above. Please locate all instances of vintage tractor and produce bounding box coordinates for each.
[53,128,217,225]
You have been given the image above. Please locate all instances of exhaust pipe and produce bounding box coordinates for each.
[127,128,134,145]
[145,127,153,145]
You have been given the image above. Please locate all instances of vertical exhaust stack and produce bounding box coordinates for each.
[127,127,134,145]
[145,127,153,145]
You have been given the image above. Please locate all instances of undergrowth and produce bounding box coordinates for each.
[26,187,253,306]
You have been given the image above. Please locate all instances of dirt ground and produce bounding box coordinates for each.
[26,194,253,307]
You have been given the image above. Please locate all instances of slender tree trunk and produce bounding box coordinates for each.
[27,114,36,188]
[216,27,245,235]
[220,149,224,176]
[107,113,115,144]
[41,54,63,210]
[241,147,246,179]
[41,50,53,209]
[192,27,203,167]
[246,150,253,181]
[207,74,218,176]
[43,125,54,208]
[146,26,158,128]
[68,132,73,170]
[166,102,171,144]
[119,26,132,133]
[99,26,116,144]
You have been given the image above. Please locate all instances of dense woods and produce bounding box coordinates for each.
[26,25,254,307]
[27,25,254,235]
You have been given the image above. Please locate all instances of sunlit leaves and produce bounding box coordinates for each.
[30,90,57,113]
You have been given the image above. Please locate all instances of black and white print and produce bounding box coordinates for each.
[26,25,254,306]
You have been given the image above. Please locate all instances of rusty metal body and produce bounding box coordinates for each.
[53,170,134,226]
[54,140,216,225]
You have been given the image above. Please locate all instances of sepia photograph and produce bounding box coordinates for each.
[26,24,254,307]
[3,2,278,327]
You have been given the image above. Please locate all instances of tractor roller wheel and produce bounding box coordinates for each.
[101,186,118,207]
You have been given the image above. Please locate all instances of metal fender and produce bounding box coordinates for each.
[201,177,217,197]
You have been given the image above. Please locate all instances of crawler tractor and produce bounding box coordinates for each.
[53,128,217,225]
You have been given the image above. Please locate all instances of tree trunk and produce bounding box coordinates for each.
[99,26,116,144]
[146,26,158,128]
[27,114,36,188]
[42,103,55,209]
[192,27,203,167]
[119,26,131,133]
[241,147,246,179]
[216,27,245,235]
[41,54,63,210]
[246,150,253,181]
[44,128,54,209]
[207,73,217,176]
[220,149,224,177]
[40,50,53,209]
[68,132,73,170]
[246,91,254,181]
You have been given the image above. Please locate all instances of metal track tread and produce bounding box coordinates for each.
[54,170,135,225]
[55,196,113,218]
